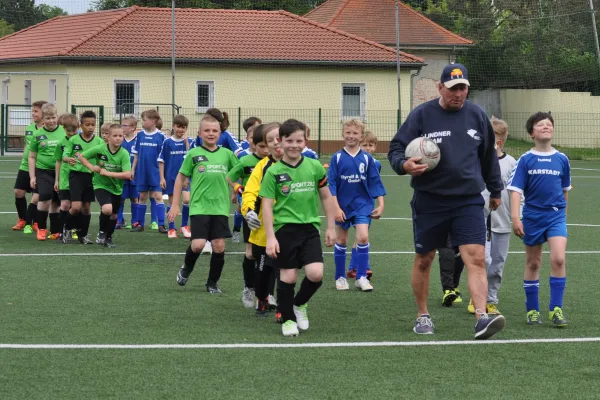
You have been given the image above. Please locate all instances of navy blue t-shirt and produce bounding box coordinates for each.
[388,99,502,199]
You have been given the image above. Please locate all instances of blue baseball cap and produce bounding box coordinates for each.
[441,63,470,88]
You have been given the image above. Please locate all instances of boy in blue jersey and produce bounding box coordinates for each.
[159,115,193,239]
[240,117,261,151]
[130,109,166,232]
[302,124,319,160]
[329,120,386,292]
[193,108,242,156]
[346,130,381,279]
[117,115,139,229]
[508,112,571,327]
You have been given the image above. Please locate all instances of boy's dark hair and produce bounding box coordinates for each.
[205,108,229,132]
[32,100,48,109]
[252,124,265,145]
[80,110,96,122]
[526,112,553,134]
[173,114,189,128]
[279,119,306,139]
[61,114,79,132]
[243,117,262,133]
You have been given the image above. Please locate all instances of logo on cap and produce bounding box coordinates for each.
[450,68,464,79]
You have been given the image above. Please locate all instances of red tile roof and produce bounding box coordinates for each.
[0,6,424,66]
[305,0,473,47]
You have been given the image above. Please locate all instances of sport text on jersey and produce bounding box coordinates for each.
[423,130,451,144]
[280,181,315,196]
[528,169,561,176]
[340,173,365,184]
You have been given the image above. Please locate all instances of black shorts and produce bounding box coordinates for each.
[35,168,59,202]
[94,189,121,211]
[242,219,251,243]
[59,190,71,201]
[273,224,323,270]
[411,191,486,254]
[190,215,232,241]
[252,244,274,271]
[14,169,32,192]
[69,171,95,203]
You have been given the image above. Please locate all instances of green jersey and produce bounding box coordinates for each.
[259,157,328,232]
[54,136,72,190]
[227,153,264,187]
[82,144,131,195]
[179,146,240,217]
[19,122,40,172]
[64,134,104,173]
[29,126,67,170]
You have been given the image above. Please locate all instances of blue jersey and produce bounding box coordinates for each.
[193,130,242,155]
[158,137,194,182]
[328,149,386,219]
[507,149,571,212]
[132,130,165,187]
[237,149,251,159]
[241,140,250,150]
[121,135,137,166]
[302,147,319,160]
[373,158,382,173]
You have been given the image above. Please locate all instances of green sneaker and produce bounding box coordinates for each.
[150,221,159,230]
[441,289,457,307]
[123,223,132,229]
[23,225,33,234]
[527,310,542,325]
[453,288,463,304]
[281,320,299,337]
[549,306,567,327]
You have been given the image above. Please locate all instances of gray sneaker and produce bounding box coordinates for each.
[413,314,434,335]
[78,235,94,245]
[206,284,223,294]
[176,266,191,286]
[475,313,506,340]
[62,228,72,244]
[96,231,105,245]
[232,231,241,243]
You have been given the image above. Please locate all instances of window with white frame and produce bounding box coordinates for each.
[115,80,140,116]
[48,79,57,104]
[196,81,215,113]
[341,83,366,120]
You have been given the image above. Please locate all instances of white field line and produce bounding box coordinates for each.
[2,337,600,349]
[2,250,600,257]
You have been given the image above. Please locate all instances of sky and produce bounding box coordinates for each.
[36,0,93,15]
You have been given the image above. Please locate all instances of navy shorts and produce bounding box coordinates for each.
[137,184,162,193]
[122,180,139,199]
[165,178,189,196]
[522,208,567,246]
[411,191,486,254]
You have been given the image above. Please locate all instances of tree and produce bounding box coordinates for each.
[36,4,68,20]
[0,0,67,32]
[0,18,14,37]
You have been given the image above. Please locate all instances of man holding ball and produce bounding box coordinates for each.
[388,63,505,339]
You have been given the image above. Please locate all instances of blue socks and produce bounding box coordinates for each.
[156,202,165,226]
[348,247,357,272]
[167,205,175,230]
[549,276,566,311]
[334,244,347,280]
[233,210,243,230]
[117,200,125,224]
[150,198,157,224]
[182,204,189,227]
[137,204,147,227]
[356,243,369,279]
[524,279,540,311]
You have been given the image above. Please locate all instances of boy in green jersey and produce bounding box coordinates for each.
[62,110,102,244]
[260,119,337,337]
[54,114,80,241]
[77,124,132,248]
[167,115,240,293]
[13,100,47,233]
[227,124,270,308]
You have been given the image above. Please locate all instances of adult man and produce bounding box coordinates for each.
[388,63,506,339]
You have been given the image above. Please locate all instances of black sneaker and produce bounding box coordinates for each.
[104,238,116,248]
[158,225,168,234]
[131,225,145,232]
[78,235,94,245]
[256,299,270,317]
[206,283,223,294]
[176,266,191,286]
[475,313,506,340]
[96,231,105,245]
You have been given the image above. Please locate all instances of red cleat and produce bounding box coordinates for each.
[346,269,357,279]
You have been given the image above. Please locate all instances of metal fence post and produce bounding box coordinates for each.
[397,109,401,130]
[317,108,322,157]
[1,104,5,156]
[237,107,242,141]
[99,106,104,127]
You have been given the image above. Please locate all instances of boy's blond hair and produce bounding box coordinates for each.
[491,116,509,141]
[41,103,57,117]
[101,122,112,133]
[122,115,137,126]
[141,109,160,123]
[362,130,377,145]
[200,114,220,129]
[61,114,79,132]
[342,118,365,135]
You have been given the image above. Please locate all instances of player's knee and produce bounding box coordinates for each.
[61,201,70,211]
[101,205,112,215]
[526,257,542,271]
[355,232,369,245]
[190,239,205,253]
[211,239,225,253]
[14,189,25,197]
[305,266,323,282]
[550,253,565,269]
[414,252,434,271]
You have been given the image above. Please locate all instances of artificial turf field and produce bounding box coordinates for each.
[1,154,600,399]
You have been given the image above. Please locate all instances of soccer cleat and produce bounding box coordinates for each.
[158,225,168,234]
[267,295,277,310]
[241,287,255,308]
[346,269,357,279]
[180,226,191,238]
[293,304,309,331]
[176,266,191,286]
[115,221,122,230]
[78,235,93,245]
[12,219,26,231]
[202,241,212,254]
[123,223,132,229]
[336,277,350,290]
[467,298,476,314]
[168,229,177,238]
[62,228,72,244]
[355,276,373,292]
[282,320,299,337]
[527,310,542,325]
[150,221,159,230]
[32,223,39,232]
[255,299,270,317]
[549,306,568,327]
[96,231,106,245]
[474,312,506,340]
[232,231,241,243]
[366,268,373,281]
[47,233,61,240]
[23,225,33,234]
[275,311,283,324]
[413,314,434,335]
[442,289,458,307]
[104,238,116,248]
[72,230,79,240]
[206,284,223,294]
[454,288,463,304]
[130,225,144,232]
[37,229,47,241]
[487,303,501,315]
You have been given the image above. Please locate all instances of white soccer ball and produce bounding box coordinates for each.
[405,137,441,171]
